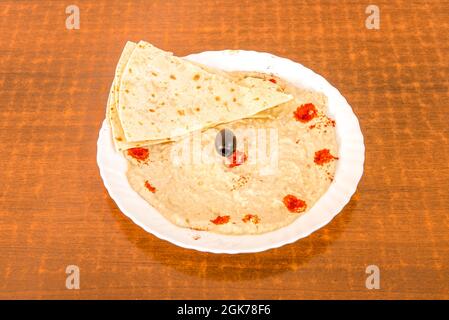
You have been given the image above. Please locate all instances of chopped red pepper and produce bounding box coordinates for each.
[227,150,247,168]
[268,78,277,84]
[127,147,149,161]
[210,215,230,225]
[293,103,318,123]
[283,195,307,213]
[314,149,338,165]
[144,180,157,193]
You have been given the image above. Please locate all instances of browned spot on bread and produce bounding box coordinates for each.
[177,110,185,116]
[196,85,201,89]
[170,74,176,80]
[195,107,201,112]
[149,109,155,112]
[215,96,221,101]
[193,74,200,81]
[115,137,123,141]
[151,71,158,76]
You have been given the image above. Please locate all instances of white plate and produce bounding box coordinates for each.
[97,50,365,254]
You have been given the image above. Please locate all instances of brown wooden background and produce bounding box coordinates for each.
[0,0,448,299]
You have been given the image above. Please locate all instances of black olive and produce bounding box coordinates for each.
[215,129,236,157]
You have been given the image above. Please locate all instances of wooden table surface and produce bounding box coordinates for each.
[0,0,448,300]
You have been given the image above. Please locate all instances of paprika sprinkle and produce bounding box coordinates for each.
[314,149,338,165]
[283,195,307,213]
[227,150,248,168]
[144,180,157,193]
[127,147,149,162]
[293,103,318,123]
[242,214,260,224]
[210,215,230,225]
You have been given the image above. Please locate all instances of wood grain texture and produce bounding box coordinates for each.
[0,0,448,299]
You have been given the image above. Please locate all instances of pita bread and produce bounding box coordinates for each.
[117,40,293,142]
[107,41,292,150]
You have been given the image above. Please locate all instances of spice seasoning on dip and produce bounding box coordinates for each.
[283,195,307,213]
[242,214,260,224]
[309,116,336,130]
[326,117,336,127]
[144,180,157,193]
[127,147,149,161]
[314,149,338,165]
[293,103,318,123]
[227,150,248,168]
[210,215,230,225]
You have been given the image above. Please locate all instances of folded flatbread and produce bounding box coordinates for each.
[116,41,293,142]
[107,42,174,150]
[107,41,293,150]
